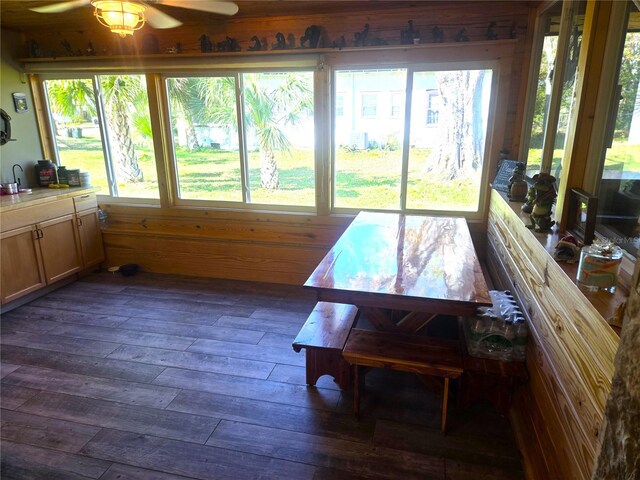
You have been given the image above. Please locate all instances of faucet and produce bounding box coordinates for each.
[12,164,23,188]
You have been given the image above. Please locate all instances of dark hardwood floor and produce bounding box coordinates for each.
[1,272,524,479]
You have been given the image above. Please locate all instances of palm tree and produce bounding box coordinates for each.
[100,75,145,182]
[47,76,146,183]
[167,77,204,151]
[199,73,313,190]
[46,79,95,129]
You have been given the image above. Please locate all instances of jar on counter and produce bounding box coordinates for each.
[576,241,623,293]
[35,160,57,186]
[67,169,81,187]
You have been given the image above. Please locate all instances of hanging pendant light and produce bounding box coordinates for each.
[91,1,146,37]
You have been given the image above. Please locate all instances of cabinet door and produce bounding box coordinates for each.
[38,213,82,284]
[0,225,46,304]
[77,209,104,267]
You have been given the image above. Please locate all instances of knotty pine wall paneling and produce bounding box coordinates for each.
[100,205,353,284]
[486,189,619,480]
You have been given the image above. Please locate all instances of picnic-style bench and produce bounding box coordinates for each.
[292,301,359,390]
[342,328,464,433]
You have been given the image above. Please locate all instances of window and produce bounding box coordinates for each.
[426,90,440,125]
[167,76,243,202]
[407,69,492,211]
[166,71,315,208]
[361,92,378,118]
[44,75,159,199]
[333,66,494,212]
[45,78,107,194]
[336,94,344,117]
[390,92,404,118]
[522,0,586,183]
[595,2,640,256]
[334,69,407,209]
[524,2,562,177]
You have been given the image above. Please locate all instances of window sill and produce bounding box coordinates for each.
[494,189,631,333]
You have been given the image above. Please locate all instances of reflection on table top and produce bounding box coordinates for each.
[304,211,491,311]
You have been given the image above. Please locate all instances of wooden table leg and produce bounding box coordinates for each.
[441,377,449,433]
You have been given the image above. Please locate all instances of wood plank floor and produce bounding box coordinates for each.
[1,272,524,480]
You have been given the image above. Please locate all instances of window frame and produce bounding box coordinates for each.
[331,60,500,218]
[29,44,513,220]
[39,72,160,204]
[162,68,317,212]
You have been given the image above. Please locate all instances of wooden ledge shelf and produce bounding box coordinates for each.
[492,189,630,329]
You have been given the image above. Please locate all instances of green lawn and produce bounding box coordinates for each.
[55,132,639,209]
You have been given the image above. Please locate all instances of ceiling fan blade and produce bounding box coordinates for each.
[156,0,238,16]
[30,0,91,14]
[144,4,182,29]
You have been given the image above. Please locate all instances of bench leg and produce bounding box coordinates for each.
[353,365,362,418]
[441,377,450,434]
[304,348,352,390]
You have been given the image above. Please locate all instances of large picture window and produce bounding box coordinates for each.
[44,75,159,199]
[333,66,493,212]
[166,71,315,207]
[38,51,502,217]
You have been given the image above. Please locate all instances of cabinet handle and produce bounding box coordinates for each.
[76,217,83,227]
[78,194,91,199]
[36,228,43,239]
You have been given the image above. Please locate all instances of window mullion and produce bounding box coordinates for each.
[93,76,119,197]
[400,69,414,210]
[540,0,578,174]
[236,73,250,204]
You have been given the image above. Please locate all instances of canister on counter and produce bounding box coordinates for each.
[67,169,81,187]
[80,171,91,187]
[35,160,57,186]
[57,166,68,185]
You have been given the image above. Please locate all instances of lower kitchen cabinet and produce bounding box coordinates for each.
[0,224,47,304]
[0,190,103,305]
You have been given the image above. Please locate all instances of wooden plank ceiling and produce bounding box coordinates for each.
[0,1,538,34]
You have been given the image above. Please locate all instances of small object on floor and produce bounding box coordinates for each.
[119,264,139,276]
[108,264,139,276]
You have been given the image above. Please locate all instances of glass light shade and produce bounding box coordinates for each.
[92,1,145,37]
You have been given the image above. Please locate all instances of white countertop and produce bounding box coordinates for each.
[0,187,95,213]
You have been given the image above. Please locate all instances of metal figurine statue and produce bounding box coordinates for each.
[354,24,369,47]
[431,26,444,43]
[199,34,213,53]
[485,22,498,40]
[300,25,321,48]
[400,20,419,45]
[248,36,262,51]
[273,32,287,50]
[454,28,469,42]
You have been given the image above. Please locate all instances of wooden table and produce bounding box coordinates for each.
[304,211,491,332]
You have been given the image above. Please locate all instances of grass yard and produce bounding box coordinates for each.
[54,131,640,210]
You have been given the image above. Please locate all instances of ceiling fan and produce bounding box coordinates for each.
[30,0,239,36]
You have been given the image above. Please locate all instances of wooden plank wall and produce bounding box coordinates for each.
[486,189,619,480]
[100,205,352,284]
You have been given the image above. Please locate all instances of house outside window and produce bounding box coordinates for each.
[426,89,440,125]
[361,92,378,118]
[334,67,494,212]
[390,92,404,118]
